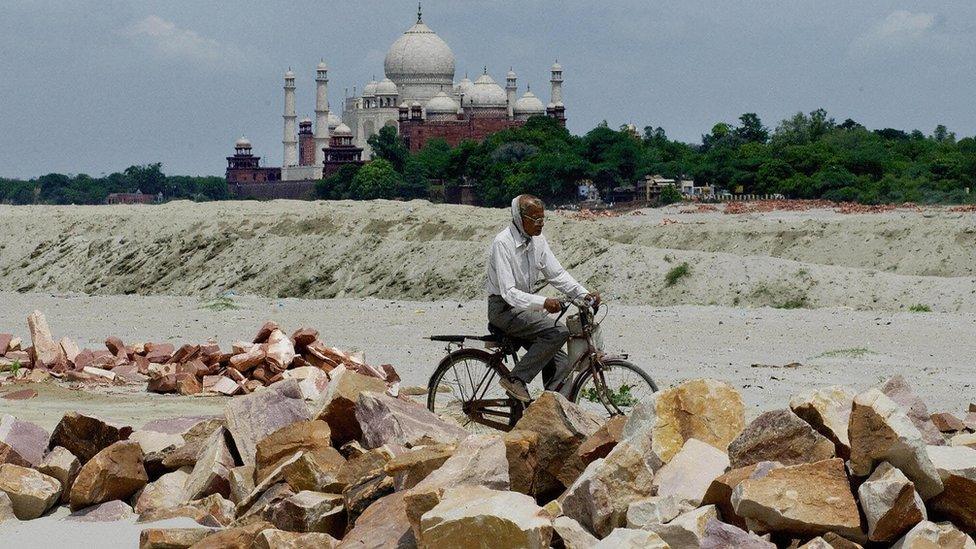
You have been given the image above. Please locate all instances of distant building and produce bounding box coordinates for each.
[225,138,281,184]
[105,190,160,205]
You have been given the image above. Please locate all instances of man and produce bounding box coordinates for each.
[486,194,600,402]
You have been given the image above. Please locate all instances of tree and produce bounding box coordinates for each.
[316,164,360,200]
[351,159,401,200]
[124,163,167,195]
[735,113,769,143]
[400,158,430,200]
[367,126,409,172]
[659,185,683,206]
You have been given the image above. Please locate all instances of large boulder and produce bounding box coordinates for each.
[267,491,346,537]
[253,529,338,549]
[623,378,744,463]
[700,518,776,549]
[48,412,133,464]
[70,440,147,510]
[728,409,835,468]
[182,428,235,501]
[879,376,945,446]
[159,418,225,470]
[891,520,975,549]
[355,391,468,450]
[384,443,456,491]
[927,445,976,533]
[790,385,856,458]
[139,528,216,549]
[37,446,81,503]
[418,486,552,549]
[0,414,49,467]
[281,449,347,493]
[731,458,861,538]
[849,388,943,499]
[224,379,310,468]
[859,462,926,542]
[186,520,274,549]
[66,499,135,522]
[512,391,602,497]
[337,491,415,549]
[134,468,191,514]
[560,428,661,537]
[577,415,627,466]
[314,367,388,446]
[626,494,691,529]
[701,461,781,530]
[139,493,236,528]
[552,516,599,549]
[653,437,730,507]
[254,420,335,484]
[592,528,669,548]
[503,429,539,495]
[645,504,718,548]
[0,463,62,519]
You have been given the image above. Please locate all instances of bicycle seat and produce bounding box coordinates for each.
[487,324,528,351]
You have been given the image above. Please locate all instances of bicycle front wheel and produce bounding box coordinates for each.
[571,358,658,419]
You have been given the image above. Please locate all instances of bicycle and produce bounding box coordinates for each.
[426,296,658,431]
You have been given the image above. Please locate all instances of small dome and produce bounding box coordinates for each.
[425,91,459,114]
[411,101,422,108]
[317,60,328,71]
[399,101,409,109]
[235,137,251,148]
[333,123,352,136]
[551,61,562,72]
[547,102,556,110]
[300,117,312,124]
[506,68,517,80]
[284,69,295,79]
[363,80,378,98]
[468,72,507,108]
[327,112,341,129]
[376,78,398,96]
[514,90,545,115]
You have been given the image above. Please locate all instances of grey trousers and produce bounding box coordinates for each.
[487,295,572,395]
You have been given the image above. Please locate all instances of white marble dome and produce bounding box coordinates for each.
[327,112,341,129]
[514,90,545,115]
[468,72,507,108]
[362,80,378,98]
[425,91,459,114]
[384,20,455,85]
[376,78,398,96]
[333,123,352,136]
[235,137,251,148]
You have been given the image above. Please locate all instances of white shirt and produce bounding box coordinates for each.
[486,225,589,311]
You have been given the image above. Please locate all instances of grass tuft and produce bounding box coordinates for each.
[908,304,932,313]
[199,295,240,311]
[665,262,691,287]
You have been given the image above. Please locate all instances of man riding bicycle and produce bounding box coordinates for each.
[486,194,600,403]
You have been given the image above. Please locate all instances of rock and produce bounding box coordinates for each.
[134,468,191,514]
[576,415,627,466]
[0,333,11,355]
[224,379,310,468]
[731,458,861,538]
[593,528,669,548]
[254,420,335,484]
[83,366,117,382]
[932,412,967,433]
[176,373,202,396]
[160,419,225,470]
[384,443,455,491]
[653,437,730,507]
[286,366,330,401]
[356,391,468,450]
[503,429,539,495]
[70,440,147,510]
[513,391,602,497]
[228,465,254,504]
[337,491,415,549]
[552,516,598,549]
[212,376,242,396]
[623,378,745,463]
[129,429,186,456]
[701,462,781,529]
[859,462,926,542]
[336,446,395,488]
[60,337,81,364]
[238,482,294,522]
[27,310,65,370]
[0,492,15,522]
[403,434,509,536]
[344,471,394,522]
[645,504,718,549]
[312,367,388,446]
[891,520,975,548]
[139,528,216,549]
[37,445,80,503]
[183,428,235,501]
[822,532,865,549]
[0,414,49,467]
[186,520,273,549]
[268,490,345,536]
[0,463,62,519]
[560,428,661,537]
[264,330,296,373]
[700,518,776,549]
[849,388,944,499]
[952,433,976,450]
[879,376,945,446]
[418,486,552,549]
[281,450,346,493]
[253,321,279,344]
[66,499,135,521]
[139,493,236,527]
[927,445,976,533]
[626,494,690,529]
[253,529,338,549]
[729,409,835,468]
[967,413,976,432]
[49,412,133,464]
[799,538,834,549]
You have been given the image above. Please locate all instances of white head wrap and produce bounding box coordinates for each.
[511,195,530,244]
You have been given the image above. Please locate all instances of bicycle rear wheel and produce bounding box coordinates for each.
[427,348,524,432]
[571,358,658,419]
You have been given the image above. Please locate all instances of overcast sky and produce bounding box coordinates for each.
[2,0,975,178]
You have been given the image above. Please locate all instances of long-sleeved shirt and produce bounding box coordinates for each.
[485,225,589,311]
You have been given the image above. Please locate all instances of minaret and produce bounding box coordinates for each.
[282,69,298,167]
[314,61,330,167]
[549,60,563,105]
[506,68,517,120]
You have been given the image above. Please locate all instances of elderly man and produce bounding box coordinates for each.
[486,194,600,402]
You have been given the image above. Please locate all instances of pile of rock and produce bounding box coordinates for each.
[0,374,974,549]
[0,311,398,399]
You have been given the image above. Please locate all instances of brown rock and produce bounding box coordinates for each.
[1,388,37,401]
[356,391,468,450]
[625,494,691,529]
[0,334,11,355]
[646,504,719,548]
[27,310,65,370]
[254,420,334,484]
[224,379,310,468]
[187,520,273,549]
[932,412,967,433]
[859,461,926,542]
[70,440,147,510]
[134,468,191,514]
[253,529,338,549]
[418,486,552,549]
[731,458,862,538]
[145,343,175,364]
[227,465,254,505]
[729,409,835,468]
[168,344,201,365]
[702,462,781,529]
[927,445,976,533]
[336,446,396,487]
[791,386,868,458]
[512,391,602,498]
[49,411,134,464]
[952,433,976,450]
[503,429,539,495]
[159,419,225,470]
[105,336,126,356]
[0,463,62,519]
[552,516,599,549]
[238,482,295,522]
[38,445,81,503]
[60,337,81,364]
[593,528,670,548]
[268,490,346,536]
[344,470,395,521]
[653,437,730,507]
[139,528,215,549]
[891,520,975,548]
[183,428,235,501]
[849,388,943,499]
[701,518,776,549]
[623,378,745,463]
[314,367,388,445]
[140,493,236,527]
[879,376,945,446]
[264,329,296,373]
[0,413,50,467]
[253,321,280,344]
[822,532,866,549]
[576,415,626,466]
[337,491,415,549]
[230,347,265,372]
[282,450,346,493]
[66,499,135,522]
[384,443,455,491]
[291,328,319,351]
